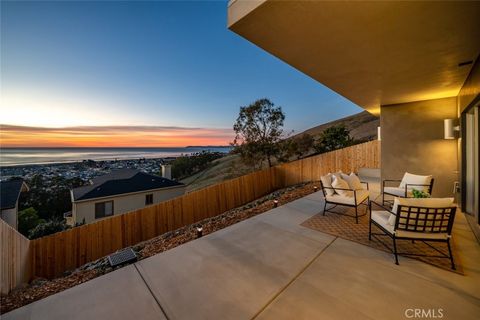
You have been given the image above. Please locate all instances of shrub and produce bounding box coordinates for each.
[18,207,45,237]
[314,125,355,153]
[28,219,70,239]
[171,151,224,180]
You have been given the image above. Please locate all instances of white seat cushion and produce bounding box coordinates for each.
[371,210,391,229]
[341,172,364,190]
[371,210,449,240]
[384,186,411,197]
[399,172,433,192]
[332,176,353,197]
[326,189,369,205]
[320,174,335,196]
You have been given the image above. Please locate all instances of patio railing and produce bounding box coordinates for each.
[1,140,379,292]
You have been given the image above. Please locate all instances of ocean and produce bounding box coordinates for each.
[0,147,232,167]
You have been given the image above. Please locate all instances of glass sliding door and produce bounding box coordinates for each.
[463,102,479,223]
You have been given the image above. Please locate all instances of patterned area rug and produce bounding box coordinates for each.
[301,205,464,274]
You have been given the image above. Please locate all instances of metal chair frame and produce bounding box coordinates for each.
[369,200,457,269]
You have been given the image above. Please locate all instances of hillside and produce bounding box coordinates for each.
[296,110,379,142]
[182,111,379,191]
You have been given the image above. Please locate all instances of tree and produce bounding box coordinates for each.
[18,207,45,236]
[171,151,224,180]
[293,133,314,159]
[277,133,314,163]
[28,219,70,240]
[314,125,354,153]
[20,175,85,221]
[277,138,297,163]
[233,99,285,167]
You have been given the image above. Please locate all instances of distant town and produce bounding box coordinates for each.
[0,150,227,239]
[0,157,173,183]
[0,157,179,238]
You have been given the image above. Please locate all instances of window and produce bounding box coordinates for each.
[95,201,113,219]
[463,102,479,224]
[145,194,153,205]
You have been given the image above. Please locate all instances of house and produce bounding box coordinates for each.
[69,168,185,225]
[2,3,480,317]
[227,0,480,234]
[0,179,29,230]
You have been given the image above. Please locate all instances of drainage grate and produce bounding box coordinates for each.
[108,248,137,267]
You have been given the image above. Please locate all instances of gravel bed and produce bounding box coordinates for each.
[0,181,320,314]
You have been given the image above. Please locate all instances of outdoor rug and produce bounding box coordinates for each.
[301,205,464,274]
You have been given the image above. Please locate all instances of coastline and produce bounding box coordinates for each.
[0,146,232,168]
[0,155,176,169]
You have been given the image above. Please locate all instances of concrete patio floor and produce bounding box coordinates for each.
[3,191,480,320]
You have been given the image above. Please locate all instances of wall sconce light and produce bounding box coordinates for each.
[444,119,460,139]
[377,127,381,141]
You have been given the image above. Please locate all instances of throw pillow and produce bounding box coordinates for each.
[332,176,353,197]
[341,172,364,190]
[320,174,335,196]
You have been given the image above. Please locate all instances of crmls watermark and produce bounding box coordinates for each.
[404,308,444,319]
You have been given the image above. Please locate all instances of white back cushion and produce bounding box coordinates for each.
[399,172,433,192]
[332,176,353,197]
[388,197,454,226]
[320,174,335,196]
[330,171,343,181]
[341,172,363,190]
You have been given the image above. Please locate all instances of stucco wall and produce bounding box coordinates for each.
[458,58,480,114]
[72,186,186,225]
[0,206,18,230]
[381,97,458,198]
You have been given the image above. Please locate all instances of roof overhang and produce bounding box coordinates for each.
[228,0,480,115]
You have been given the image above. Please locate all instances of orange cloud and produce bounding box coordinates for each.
[0,125,234,147]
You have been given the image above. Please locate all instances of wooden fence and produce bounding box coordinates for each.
[30,167,281,279]
[1,140,379,291]
[0,219,31,294]
[276,140,381,186]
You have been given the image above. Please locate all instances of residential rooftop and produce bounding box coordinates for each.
[0,179,28,210]
[71,169,183,201]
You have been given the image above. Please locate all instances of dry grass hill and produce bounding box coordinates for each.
[182,111,379,191]
[297,110,379,142]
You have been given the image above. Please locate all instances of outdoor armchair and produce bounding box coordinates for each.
[382,172,434,205]
[320,175,370,224]
[369,198,456,269]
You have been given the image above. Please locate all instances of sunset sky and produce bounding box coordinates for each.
[0,1,361,147]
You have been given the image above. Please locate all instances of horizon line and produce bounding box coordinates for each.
[0,145,232,149]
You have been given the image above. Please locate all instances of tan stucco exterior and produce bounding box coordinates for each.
[458,58,480,115]
[228,0,479,215]
[381,97,458,198]
[1,206,18,230]
[71,186,186,225]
